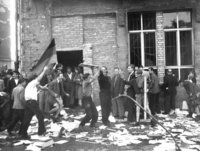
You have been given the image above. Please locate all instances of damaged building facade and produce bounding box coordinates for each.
[19,0,200,85]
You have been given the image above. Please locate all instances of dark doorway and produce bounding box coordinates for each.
[57,50,83,71]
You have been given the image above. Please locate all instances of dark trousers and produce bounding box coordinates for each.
[80,96,98,127]
[164,93,176,114]
[99,90,111,124]
[126,99,136,122]
[21,100,45,136]
[7,109,24,134]
[149,93,160,115]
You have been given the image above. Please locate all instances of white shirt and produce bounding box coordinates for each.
[25,79,39,101]
[128,71,134,81]
[14,79,19,85]
[68,73,72,79]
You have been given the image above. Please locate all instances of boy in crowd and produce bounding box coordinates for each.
[79,67,99,130]
[7,78,27,136]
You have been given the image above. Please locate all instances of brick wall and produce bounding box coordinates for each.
[20,0,200,82]
[83,14,117,102]
[156,12,165,83]
[51,14,117,103]
[52,16,83,50]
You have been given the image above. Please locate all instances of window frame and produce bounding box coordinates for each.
[164,11,194,80]
[128,12,157,67]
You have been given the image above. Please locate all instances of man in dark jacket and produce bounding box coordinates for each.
[98,66,112,126]
[183,71,198,118]
[7,71,19,95]
[163,69,178,114]
[63,67,75,108]
[111,67,124,119]
[123,64,139,123]
[148,67,160,115]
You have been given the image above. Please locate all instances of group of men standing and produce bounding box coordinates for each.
[1,62,199,139]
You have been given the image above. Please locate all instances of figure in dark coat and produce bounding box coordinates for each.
[163,69,178,114]
[63,67,75,107]
[148,67,160,115]
[123,64,139,123]
[111,67,124,118]
[98,66,112,126]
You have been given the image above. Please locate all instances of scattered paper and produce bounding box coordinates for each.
[25,144,41,151]
[55,140,68,144]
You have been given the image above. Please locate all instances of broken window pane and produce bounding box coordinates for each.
[144,32,156,66]
[130,33,141,66]
[165,32,177,66]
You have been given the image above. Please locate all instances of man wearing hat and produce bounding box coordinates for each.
[163,69,178,114]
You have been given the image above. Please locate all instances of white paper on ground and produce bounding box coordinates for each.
[75,132,88,138]
[153,142,175,151]
[96,106,101,112]
[25,144,41,151]
[114,124,126,129]
[34,139,54,149]
[61,120,79,132]
[180,136,196,145]
[31,135,51,141]
[109,115,116,123]
[55,140,68,144]
[14,140,32,146]
[30,116,38,124]
[99,125,107,130]
[0,135,7,139]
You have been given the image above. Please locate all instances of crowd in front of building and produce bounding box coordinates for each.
[0,62,199,139]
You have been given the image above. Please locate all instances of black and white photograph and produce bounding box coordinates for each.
[0,0,200,150]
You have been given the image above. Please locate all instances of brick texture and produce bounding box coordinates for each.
[156,12,165,83]
[20,0,200,85]
[52,16,83,50]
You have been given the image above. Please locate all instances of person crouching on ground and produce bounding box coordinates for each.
[20,66,49,139]
[6,78,27,136]
[79,68,99,130]
[47,71,69,122]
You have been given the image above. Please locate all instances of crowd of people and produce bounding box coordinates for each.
[0,63,200,139]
